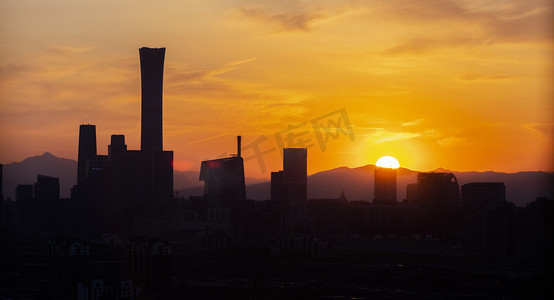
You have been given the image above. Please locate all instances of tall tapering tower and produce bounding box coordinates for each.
[139,47,165,152]
[77,124,97,185]
[283,148,307,204]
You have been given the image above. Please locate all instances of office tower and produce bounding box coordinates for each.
[199,137,245,228]
[16,184,34,236]
[73,47,174,236]
[283,148,307,203]
[108,135,127,159]
[199,137,246,204]
[140,47,165,153]
[34,174,60,236]
[77,124,97,185]
[271,171,284,202]
[416,172,460,208]
[108,134,127,181]
[374,167,397,204]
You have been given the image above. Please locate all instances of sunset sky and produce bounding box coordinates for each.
[1,0,552,179]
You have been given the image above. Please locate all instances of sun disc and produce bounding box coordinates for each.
[376,156,400,169]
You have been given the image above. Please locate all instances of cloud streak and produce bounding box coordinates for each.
[235,6,321,32]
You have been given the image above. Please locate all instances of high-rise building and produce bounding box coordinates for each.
[77,124,97,185]
[283,148,307,203]
[199,137,246,205]
[140,47,165,153]
[35,174,60,236]
[16,184,34,236]
[416,172,460,208]
[374,167,397,204]
[199,137,245,228]
[73,47,174,236]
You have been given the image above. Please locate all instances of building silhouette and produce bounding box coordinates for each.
[199,136,246,228]
[71,47,174,236]
[270,148,307,233]
[140,47,165,153]
[414,172,460,208]
[373,167,397,205]
[77,125,97,186]
[15,184,34,237]
[282,148,307,204]
[35,175,60,237]
[462,182,506,210]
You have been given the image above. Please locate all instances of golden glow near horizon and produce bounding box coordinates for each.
[0,0,553,178]
[376,156,400,169]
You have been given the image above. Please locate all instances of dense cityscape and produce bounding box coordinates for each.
[1,48,552,299]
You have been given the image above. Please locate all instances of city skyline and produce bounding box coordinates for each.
[1,23,552,297]
[1,0,553,179]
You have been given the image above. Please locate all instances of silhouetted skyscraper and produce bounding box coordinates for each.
[140,47,165,153]
[199,137,245,231]
[16,184,34,236]
[283,148,307,203]
[77,124,97,186]
[416,172,460,208]
[374,167,397,204]
[73,47,174,236]
[200,137,246,205]
[35,174,60,236]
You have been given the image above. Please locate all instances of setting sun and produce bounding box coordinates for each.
[376,156,400,169]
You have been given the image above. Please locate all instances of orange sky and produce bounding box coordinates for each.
[1,0,553,179]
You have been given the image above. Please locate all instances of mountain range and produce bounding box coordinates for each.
[2,152,552,207]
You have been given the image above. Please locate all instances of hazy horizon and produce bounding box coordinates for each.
[4,151,553,180]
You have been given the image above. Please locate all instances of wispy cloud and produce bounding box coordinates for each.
[235,6,321,32]
[364,128,421,143]
[375,0,553,55]
[461,74,513,81]
[522,123,554,138]
[401,119,424,127]
[438,137,467,147]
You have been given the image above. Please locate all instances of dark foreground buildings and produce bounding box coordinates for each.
[72,47,173,236]
[199,136,246,239]
[408,172,461,208]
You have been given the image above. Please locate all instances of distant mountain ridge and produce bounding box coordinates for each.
[1,153,266,199]
[3,153,553,207]
[2,152,77,199]
[181,165,553,207]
